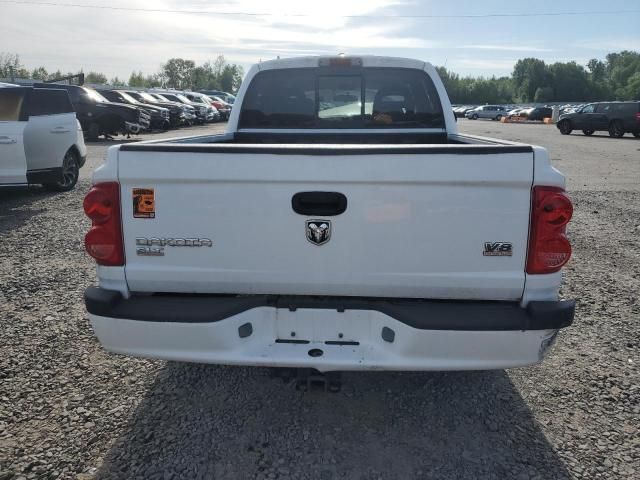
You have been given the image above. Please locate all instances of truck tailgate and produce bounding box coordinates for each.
[118,145,533,301]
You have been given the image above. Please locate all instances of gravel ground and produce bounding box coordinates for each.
[1,121,638,479]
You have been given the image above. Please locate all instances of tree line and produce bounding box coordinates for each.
[0,53,244,93]
[437,50,639,104]
[2,50,639,102]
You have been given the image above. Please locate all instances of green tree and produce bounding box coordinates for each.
[110,76,126,87]
[549,62,590,101]
[587,59,606,83]
[0,52,28,79]
[128,71,163,88]
[620,71,640,99]
[144,74,163,88]
[435,67,513,104]
[534,86,554,102]
[128,71,146,87]
[48,69,63,80]
[191,63,218,90]
[586,59,611,100]
[512,58,551,102]
[605,51,640,99]
[161,58,195,89]
[435,66,461,101]
[85,71,108,84]
[219,64,243,92]
[31,66,49,80]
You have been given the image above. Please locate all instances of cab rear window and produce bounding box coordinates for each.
[239,68,444,129]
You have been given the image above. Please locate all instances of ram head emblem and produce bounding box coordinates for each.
[305,220,331,246]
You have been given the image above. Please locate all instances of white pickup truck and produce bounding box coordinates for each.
[84,56,574,372]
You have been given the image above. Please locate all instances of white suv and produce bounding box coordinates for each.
[0,87,86,191]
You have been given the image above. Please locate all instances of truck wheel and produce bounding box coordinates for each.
[43,150,79,192]
[558,120,572,135]
[86,122,100,141]
[582,129,594,136]
[608,120,624,138]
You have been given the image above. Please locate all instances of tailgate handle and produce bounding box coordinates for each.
[292,191,347,216]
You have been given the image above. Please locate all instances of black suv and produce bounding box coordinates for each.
[557,102,640,138]
[100,89,171,131]
[155,92,208,124]
[33,83,150,140]
[123,91,187,127]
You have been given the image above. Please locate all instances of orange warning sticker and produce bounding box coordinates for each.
[132,188,155,218]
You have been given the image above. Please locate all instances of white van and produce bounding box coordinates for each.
[0,87,86,191]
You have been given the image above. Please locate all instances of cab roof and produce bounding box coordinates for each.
[257,55,429,71]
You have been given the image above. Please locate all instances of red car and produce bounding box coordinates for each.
[208,96,232,120]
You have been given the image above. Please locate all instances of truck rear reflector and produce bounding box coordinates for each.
[526,186,573,274]
[83,182,124,266]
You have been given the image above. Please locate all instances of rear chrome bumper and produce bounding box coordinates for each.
[85,288,574,372]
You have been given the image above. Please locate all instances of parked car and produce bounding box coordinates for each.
[148,93,197,124]
[560,104,583,115]
[199,90,235,104]
[465,105,508,120]
[84,55,574,373]
[152,91,208,124]
[123,91,188,127]
[453,105,475,118]
[182,92,220,122]
[206,96,232,120]
[100,90,170,131]
[33,83,150,140]
[524,107,553,121]
[0,87,86,191]
[506,107,526,118]
[557,101,640,138]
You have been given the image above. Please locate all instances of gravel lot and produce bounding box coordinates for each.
[1,120,638,480]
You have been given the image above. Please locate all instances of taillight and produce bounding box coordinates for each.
[526,186,573,274]
[635,112,640,123]
[83,182,124,266]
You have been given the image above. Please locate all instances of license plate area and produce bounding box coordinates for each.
[274,308,371,344]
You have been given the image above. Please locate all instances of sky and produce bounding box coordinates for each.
[1,0,639,80]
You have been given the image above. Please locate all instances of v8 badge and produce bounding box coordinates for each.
[483,242,512,256]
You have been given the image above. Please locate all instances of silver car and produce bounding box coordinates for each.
[465,105,508,121]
